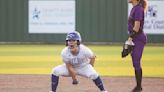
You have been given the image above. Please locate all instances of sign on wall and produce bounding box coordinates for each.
[128,0,164,34]
[28,0,75,33]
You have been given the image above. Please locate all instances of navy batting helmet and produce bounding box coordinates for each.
[66,31,81,46]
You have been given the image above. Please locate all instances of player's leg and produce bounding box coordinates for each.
[51,74,59,92]
[93,76,108,92]
[51,64,69,92]
[131,41,145,92]
[76,64,107,92]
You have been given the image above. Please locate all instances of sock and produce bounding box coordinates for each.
[51,74,59,92]
[135,69,142,88]
[93,76,105,91]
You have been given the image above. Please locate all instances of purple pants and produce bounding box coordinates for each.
[131,40,145,70]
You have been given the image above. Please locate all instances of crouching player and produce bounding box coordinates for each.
[50,31,108,92]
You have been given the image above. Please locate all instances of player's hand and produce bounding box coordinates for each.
[72,80,78,85]
[121,40,135,58]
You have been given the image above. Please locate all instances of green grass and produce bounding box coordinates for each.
[0,45,164,77]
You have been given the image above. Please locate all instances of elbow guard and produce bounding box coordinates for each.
[129,30,137,38]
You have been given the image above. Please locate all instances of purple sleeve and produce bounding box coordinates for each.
[134,7,143,21]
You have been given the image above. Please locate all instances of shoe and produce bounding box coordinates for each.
[131,86,142,92]
[101,91,108,92]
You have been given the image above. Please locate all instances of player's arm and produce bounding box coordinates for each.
[89,56,96,67]
[85,46,96,67]
[133,21,140,32]
[128,21,141,41]
[65,63,78,82]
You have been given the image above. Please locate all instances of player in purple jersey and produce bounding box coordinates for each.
[127,0,148,92]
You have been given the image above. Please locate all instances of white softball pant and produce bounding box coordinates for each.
[52,64,99,80]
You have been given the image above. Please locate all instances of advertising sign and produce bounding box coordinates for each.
[29,0,75,33]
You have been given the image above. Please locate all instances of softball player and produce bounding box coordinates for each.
[50,31,108,92]
[127,0,148,92]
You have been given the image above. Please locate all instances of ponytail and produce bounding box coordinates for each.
[139,0,148,11]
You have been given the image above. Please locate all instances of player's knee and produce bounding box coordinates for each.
[133,62,141,70]
[89,73,99,80]
[52,68,60,76]
[134,66,142,71]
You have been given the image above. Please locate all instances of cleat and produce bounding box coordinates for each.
[101,91,108,92]
[131,86,142,92]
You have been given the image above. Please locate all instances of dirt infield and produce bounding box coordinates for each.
[0,74,163,92]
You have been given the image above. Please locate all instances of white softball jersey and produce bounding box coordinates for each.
[52,44,99,79]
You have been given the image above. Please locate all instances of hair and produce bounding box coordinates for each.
[138,0,148,11]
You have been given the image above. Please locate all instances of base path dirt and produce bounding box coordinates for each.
[0,74,163,92]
